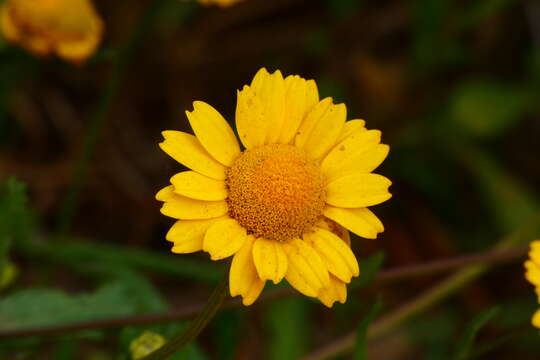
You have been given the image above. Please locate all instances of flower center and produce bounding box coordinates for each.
[226,144,326,242]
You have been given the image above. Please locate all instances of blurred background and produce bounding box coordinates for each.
[1,0,540,359]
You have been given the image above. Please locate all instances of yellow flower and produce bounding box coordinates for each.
[525,240,540,328]
[198,0,245,7]
[0,0,103,64]
[156,68,392,307]
[129,331,166,360]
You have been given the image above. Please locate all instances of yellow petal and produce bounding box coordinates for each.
[304,227,359,283]
[55,12,102,64]
[56,33,100,64]
[326,173,392,208]
[186,101,240,167]
[0,6,20,41]
[337,119,366,143]
[159,131,226,180]
[530,241,540,264]
[257,70,286,144]
[283,239,330,297]
[315,218,351,246]
[203,218,247,260]
[277,76,319,144]
[295,98,331,147]
[23,35,51,56]
[323,206,384,239]
[166,217,226,254]
[525,260,540,287]
[235,68,286,148]
[170,171,227,201]
[155,185,175,202]
[532,308,540,328]
[160,194,228,220]
[321,129,387,182]
[252,238,288,284]
[295,98,346,160]
[229,236,265,306]
[236,85,266,149]
[318,275,347,308]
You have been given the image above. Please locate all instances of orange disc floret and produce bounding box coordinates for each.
[226,144,326,242]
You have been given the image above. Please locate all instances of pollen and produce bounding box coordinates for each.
[226,144,326,242]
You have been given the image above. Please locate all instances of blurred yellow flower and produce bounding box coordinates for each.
[157,68,391,307]
[198,0,245,7]
[0,0,103,64]
[0,262,17,291]
[129,331,166,360]
[524,240,540,328]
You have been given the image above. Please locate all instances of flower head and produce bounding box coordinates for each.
[525,240,540,328]
[0,0,103,64]
[157,68,392,307]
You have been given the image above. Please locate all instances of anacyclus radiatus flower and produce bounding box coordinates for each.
[157,68,392,306]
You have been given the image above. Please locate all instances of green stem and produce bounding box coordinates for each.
[0,242,527,340]
[139,275,229,360]
[56,0,163,234]
[369,265,485,339]
[368,218,536,341]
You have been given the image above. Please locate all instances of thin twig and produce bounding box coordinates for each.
[0,244,527,340]
[303,267,486,360]
[375,245,527,283]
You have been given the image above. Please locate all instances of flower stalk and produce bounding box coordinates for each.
[139,275,229,360]
[0,243,527,339]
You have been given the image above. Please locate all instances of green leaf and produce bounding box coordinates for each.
[449,79,534,140]
[54,340,78,360]
[0,286,132,330]
[265,298,309,360]
[111,269,168,313]
[0,178,34,272]
[0,273,166,330]
[16,236,224,283]
[350,252,385,290]
[457,146,539,232]
[213,310,242,360]
[452,306,500,360]
[407,310,459,359]
[353,298,383,360]
[493,298,536,328]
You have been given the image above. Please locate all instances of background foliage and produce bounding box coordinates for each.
[1,0,539,359]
